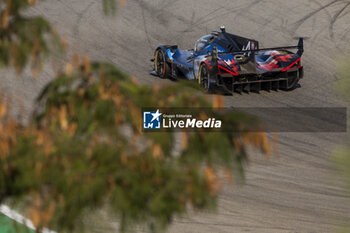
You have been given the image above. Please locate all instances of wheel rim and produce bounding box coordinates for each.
[199,65,209,90]
[155,50,166,77]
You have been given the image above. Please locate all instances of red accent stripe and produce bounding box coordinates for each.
[230,59,239,72]
[281,58,301,72]
[218,65,239,76]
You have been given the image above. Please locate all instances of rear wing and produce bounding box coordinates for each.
[211,38,304,75]
[216,38,304,56]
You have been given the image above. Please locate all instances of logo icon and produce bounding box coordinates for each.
[143,109,162,129]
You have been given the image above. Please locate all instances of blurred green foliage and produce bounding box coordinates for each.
[335,56,350,189]
[0,0,63,74]
[0,60,269,232]
[0,0,270,232]
[334,148,350,192]
[336,57,350,101]
[103,0,117,16]
[334,56,350,232]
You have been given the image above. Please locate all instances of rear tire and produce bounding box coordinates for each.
[154,49,170,79]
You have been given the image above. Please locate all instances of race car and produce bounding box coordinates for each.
[151,26,304,93]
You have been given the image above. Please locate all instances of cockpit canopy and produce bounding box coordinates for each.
[195,35,214,53]
[194,29,259,53]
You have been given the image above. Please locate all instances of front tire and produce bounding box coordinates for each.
[154,49,170,79]
[198,63,212,91]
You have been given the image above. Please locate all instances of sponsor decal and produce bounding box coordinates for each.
[224,59,233,66]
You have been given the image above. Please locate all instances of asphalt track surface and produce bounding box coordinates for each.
[1,0,350,232]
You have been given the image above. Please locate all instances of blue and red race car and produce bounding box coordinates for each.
[151,26,304,93]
